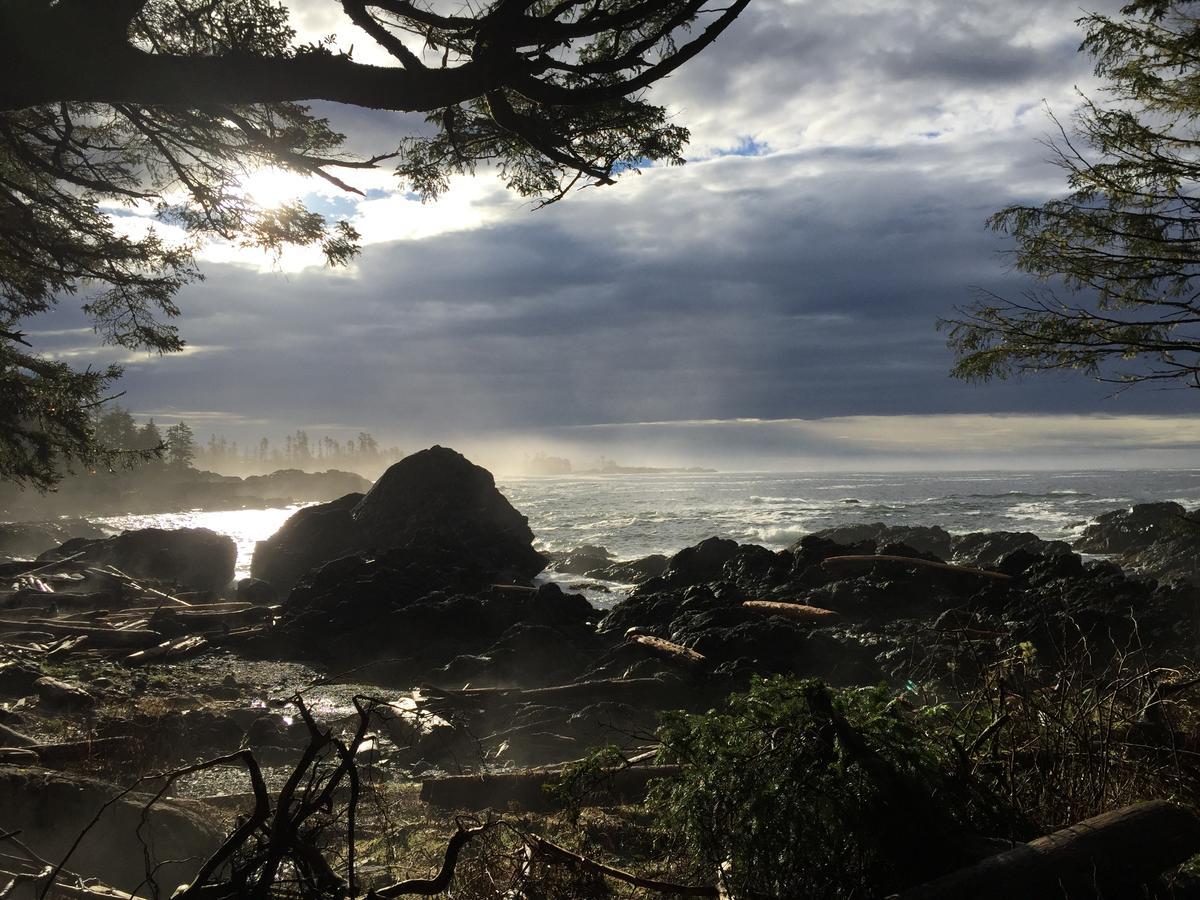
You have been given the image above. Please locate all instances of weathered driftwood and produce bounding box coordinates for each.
[527,831,718,896]
[630,634,706,666]
[125,635,209,666]
[425,676,692,712]
[891,800,1200,900]
[420,763,681,810]
[28,735,140,767]
[0,618,163,647]
[822,554,1012,581]
[743,600,840,622]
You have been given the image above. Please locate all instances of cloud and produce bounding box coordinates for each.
[28,0,1181,470]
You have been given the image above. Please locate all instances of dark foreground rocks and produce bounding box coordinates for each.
[0,765,223,893]
[253,446,546,593]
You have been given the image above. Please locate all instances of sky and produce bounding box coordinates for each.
[29,0,1200,472]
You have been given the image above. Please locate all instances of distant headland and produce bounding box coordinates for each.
[519,453,716,476]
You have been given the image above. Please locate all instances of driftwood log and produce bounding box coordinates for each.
[822,555,1012,581]
[420,763,680,810]
[425,677,693,712]
[743,600,839,622]
[891,800,1200,900]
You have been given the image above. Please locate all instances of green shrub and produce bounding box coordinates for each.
[650,677,998,899]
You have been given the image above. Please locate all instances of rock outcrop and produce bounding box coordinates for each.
[35,527,236,593]
[253,446,546,593]
[1075,502,1200,584]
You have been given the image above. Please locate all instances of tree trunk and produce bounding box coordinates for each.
[891,801,1200,900]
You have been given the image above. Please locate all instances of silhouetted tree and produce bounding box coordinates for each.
[164,421,196,469]
[944,1,1200,392]
[1,0,748,489]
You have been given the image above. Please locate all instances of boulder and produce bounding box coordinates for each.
[36,527,236,593]
[553,544,613,576]
[1076,503,1200,583]
[589,553,670,583]
[1075,502,1193,556]
[250,492,364,591]
[951,531,1072,568]
[253,447,546,593]
[797,523,954,560]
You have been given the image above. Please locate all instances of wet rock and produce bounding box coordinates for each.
[553,544,613,576]
[254,447,546,593]
[276,552,598,677]
[0,765,223,894]
[798,523,954,560]
[1076,502,1192,555]
[250,492,365,592]
[237,576,279,606]
[951,530,1071,568]
[36,527,236,593]
[636,537,741,593]
[1075,502,1200,584]
[589,553,670,583]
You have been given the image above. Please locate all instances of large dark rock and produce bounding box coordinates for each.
[253,447,546,592]
[796,523,954,560]
[250,492,365,591]
[274,550,598,676]
[1076,502,1200,584]
[951,531,1071,568]
[36,527,235,593]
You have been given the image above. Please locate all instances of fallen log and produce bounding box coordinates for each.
[743,600,840,622]
[28,735,140,767]
[125,635,209,666]
[890,800,1200,900]
[0,618,163,648]
[420,763,681,810]
[822,555,1012,581]
[425,677,694,712]
[630,635,706,666]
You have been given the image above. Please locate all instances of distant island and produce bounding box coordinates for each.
[520,452,716,476]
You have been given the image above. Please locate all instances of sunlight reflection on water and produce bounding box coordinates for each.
[96,504,316,579]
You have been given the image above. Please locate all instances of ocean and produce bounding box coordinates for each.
[95,470,1200,583]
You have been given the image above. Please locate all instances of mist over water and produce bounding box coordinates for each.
[95,469,1200,580]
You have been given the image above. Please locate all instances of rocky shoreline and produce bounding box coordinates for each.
[1,446,1199,894]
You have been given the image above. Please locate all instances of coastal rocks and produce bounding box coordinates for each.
[250,492,365,591]
[253,446,546,593]
[553,544,613,575]
[0,765,223,894]
[549,545,670,584]
[35,527,236,593]
[275,551,599,677]
[950,531,1072,568]
[1075,502,1200,583]
[800,523,954,560]
[1075,502,1192,555]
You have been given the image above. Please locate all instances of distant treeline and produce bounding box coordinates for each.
[89,408,402,478]
[195,430,403,477]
